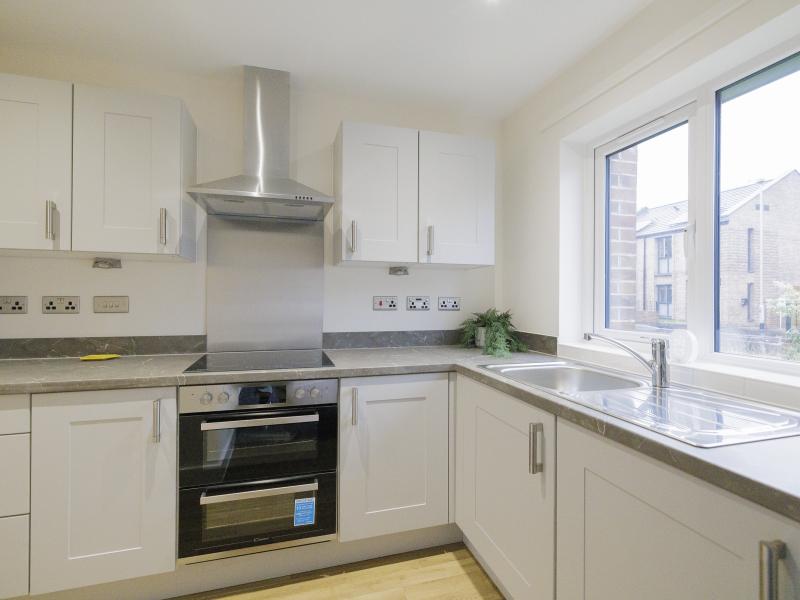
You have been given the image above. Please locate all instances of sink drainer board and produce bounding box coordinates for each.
[482,363,800,448]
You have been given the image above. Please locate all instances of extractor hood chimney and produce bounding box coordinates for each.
[188,67,333,221]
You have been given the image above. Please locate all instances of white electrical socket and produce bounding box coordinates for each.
[438,296,461,311]
[0,296,27,314]
[406,296,430,311]
[42,296,80,314]
[373,296,398,311]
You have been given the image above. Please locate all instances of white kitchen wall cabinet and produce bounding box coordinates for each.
[0,73,72,251]
[419,131,495,265]
[335,121,495,266]
[72,83,197,256]
[557,420,800,600]
[0,515,29,600]
[339,373,450,541]
[30,387,177,594]
[455,375,555,600]
[334,122,419,263]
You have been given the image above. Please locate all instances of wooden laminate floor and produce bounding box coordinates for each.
[176,544,503,600]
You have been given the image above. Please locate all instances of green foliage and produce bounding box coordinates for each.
[767,282,800,360]
[460,308,527,357]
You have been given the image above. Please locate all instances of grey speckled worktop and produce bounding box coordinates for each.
[1,346,799,526]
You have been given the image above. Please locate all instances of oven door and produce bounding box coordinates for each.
[179,472,336,560]
[180,405,337,487]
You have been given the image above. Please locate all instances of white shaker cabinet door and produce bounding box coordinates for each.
[419,131,495,265]
[455,375,555,600]
[0,73,72,250]
[557,420,800,600]
[30,387,177,594]
[0,515,29,599]
[335,122,419,263]
[72,84,182,254]
[339,373,449,541]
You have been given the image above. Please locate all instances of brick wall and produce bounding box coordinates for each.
[607,147,638,329]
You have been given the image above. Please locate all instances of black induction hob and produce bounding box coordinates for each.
[184,349,334,373]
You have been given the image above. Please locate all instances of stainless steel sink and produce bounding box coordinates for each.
[572,386,800,447]
[482,362,800,447]
[483,363,643,394]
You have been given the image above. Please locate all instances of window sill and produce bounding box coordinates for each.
[558,340,800,411]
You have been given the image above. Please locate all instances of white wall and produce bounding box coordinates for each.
[0,47,500,339]
[500,0,800,339]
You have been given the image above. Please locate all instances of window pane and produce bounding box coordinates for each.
[606,123,688,332]
[716,52,800,361]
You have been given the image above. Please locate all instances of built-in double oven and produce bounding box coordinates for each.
[177,379,338,562]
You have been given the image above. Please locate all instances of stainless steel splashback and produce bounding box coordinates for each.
[205,216,323,352]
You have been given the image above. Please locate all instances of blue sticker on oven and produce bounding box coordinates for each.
[294,497,315,526]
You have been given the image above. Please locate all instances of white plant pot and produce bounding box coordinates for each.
[475,327,487,348]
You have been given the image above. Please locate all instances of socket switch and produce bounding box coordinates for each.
[42,296,80,314]
[406,296,430,311]
[438,296,461,311]
[0,296,27,314]
[94,296,129,313]
[373,296,398,311]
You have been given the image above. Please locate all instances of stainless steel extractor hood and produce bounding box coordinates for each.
[188,67,333,221]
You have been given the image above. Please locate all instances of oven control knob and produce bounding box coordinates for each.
[294,388,307,400]
[310,387,321,399]
[217,392,230,404]
[200,392,213,405]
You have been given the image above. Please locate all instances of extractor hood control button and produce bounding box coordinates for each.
[294,388,307,400]
[310,387,320,399]
[201,392,213,405]
[217,392,230,404]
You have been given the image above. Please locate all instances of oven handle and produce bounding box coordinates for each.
[200,413,319,431]
[199,480,319,505]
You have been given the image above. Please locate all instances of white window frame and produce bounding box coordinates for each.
[588,39,800,376]
[592,103,696,348]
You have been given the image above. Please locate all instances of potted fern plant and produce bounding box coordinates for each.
[460,308,527,357]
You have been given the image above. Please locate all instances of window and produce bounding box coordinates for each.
[599,117,688,334]
[656,236,672,274]
[656,285,673,318]
[716,51,800,361]
[592,48,800,371]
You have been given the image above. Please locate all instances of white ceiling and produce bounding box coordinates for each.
[0,0,652,119]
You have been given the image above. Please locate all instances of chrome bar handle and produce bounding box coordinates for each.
[759,540,786,600]
[427,225,434,256]
[351,387,358,426]
[45,201,56,240]
[152,399,161,443]
[200,480,318,505]
[201,414,319,431]
[350,220,358,253]
[529,422,543,475]
[159,208,168,245]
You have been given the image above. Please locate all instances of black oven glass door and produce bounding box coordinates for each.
[180,405,337,487]
[179,472,336,559]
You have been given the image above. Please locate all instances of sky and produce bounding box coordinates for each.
[625,67,800,210]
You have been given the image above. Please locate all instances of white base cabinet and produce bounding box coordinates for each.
[30,387,177,595]
[557,420,800,600]
[339,374,450,542]
[0,515,29,599]
[455,376,555,600]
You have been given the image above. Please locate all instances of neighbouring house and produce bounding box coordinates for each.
[632,170,800,352]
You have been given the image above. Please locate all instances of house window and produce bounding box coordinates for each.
[716,50,800,361]
[598,113,689,334]
[656,236,672,274]
[656,285,673,318]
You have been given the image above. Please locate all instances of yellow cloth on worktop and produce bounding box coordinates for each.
[79,354,121,361]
